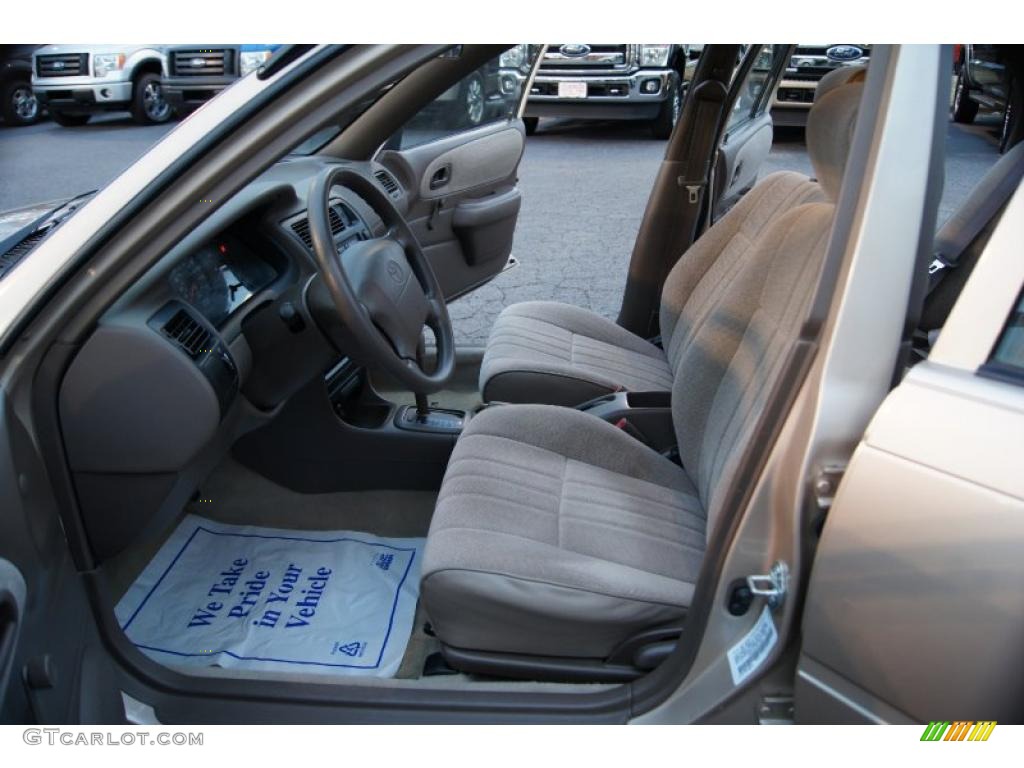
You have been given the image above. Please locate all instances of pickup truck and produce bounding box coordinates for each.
[953,44,1022,153]
[520,44,700,138]
[31,44,171,126]
[161,44,281,117]
[771,44,872,126]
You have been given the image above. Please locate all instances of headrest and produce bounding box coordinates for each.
[815,65,867,102]
[806,76,865,202]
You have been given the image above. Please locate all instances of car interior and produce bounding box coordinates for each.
[8,43,1023,721]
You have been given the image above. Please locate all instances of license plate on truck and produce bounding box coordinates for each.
[558,81,587,99]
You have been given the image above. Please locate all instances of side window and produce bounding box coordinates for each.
[392,45,540,151]
[726,45,782,131]
[986,287,1024,380]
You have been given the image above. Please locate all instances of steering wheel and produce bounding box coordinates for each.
[307,165,455,393]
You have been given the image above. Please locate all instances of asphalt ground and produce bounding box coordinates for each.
[0,108,1005,346]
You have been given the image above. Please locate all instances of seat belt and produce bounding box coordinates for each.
[927,142,1024,295]
[616,45,738,337]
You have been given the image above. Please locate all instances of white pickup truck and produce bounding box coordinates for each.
[31,44,172,127]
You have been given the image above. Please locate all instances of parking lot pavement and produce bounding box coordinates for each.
[0,111,1006,347]
[0,114,175,210]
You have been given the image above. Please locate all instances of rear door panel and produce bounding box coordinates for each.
[796,185,1024,724]
[795,369,1024,723]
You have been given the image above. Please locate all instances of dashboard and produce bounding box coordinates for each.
[167,235,280,328]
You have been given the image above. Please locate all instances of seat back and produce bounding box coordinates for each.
[663,79,864,530]
[656,74,871,371]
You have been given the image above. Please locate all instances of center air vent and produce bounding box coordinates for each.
[374,169,401,198]
[162,308,213,359]
[289,201,354,250]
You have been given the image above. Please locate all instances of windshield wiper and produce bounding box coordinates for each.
[0,190,96,280]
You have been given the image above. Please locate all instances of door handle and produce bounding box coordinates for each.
[731,160,744,185]
[429,164,452,190]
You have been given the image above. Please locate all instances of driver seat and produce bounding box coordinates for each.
[478,68,866,407]
[420,79,864,675]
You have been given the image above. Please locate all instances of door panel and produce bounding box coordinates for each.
[795,370,1024,723]
[0,392,123,723]
[415,126,524,199]
[715,114,773,216]
[379,121,526,300]
[796,189,1024,724]
[374,47,539,302]
[712,44,789,219]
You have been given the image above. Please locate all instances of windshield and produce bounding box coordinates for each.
[289,86,395,156]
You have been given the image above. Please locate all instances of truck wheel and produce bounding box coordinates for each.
[131,73,172,125]
[951,73,978,124]
[651,81,683,139]
[2,80,40,126]
[523,117,539,136]
[51,111,91,127]
[463,73,485,127]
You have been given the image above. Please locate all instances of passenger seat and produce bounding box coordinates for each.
[477,69,863,407]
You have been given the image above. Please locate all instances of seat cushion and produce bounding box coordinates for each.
[421,404,706,659]
[480,301,673,406]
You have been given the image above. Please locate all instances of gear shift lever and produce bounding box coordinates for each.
[414,342,432,420]
[394,339,465,434]
[414,391,431,420]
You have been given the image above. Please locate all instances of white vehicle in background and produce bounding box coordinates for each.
[31,44,172,126]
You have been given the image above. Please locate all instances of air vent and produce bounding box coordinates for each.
[374,169,401,198]
[289,203,351,250]
[0,227,51,280]
[162,309,213,359]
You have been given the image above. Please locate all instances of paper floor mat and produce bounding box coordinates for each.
[116,515,424,677]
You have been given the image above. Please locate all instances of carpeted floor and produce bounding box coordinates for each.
[104,456,441,678]
[196,457,437,537]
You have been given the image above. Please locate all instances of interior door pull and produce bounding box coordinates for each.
[732,160,744,185]
[430,164,452,190]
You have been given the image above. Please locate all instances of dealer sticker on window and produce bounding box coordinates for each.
[727,605,778,685]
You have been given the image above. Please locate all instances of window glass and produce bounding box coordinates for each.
[726,45,780,130]
[989,288,1024,375]
[392,45,540,151]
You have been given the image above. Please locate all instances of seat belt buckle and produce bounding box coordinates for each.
[928,251,955,275]
[676,177,705,205]
[613,417,649,446]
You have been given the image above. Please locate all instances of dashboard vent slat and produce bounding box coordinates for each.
[162,309,212,359]
[290,202,351,250]
[374,169,401,198]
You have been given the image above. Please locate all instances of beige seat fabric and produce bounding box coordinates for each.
[423,80,863,660]
[480,172,823,405]
[423,404,703,657]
